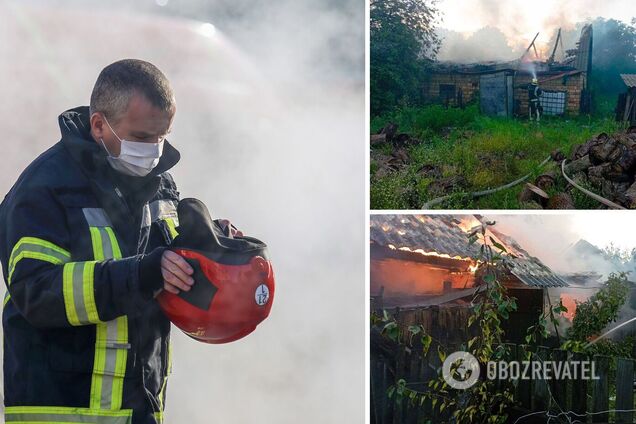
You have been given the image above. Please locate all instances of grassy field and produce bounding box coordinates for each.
[370,104,623,209]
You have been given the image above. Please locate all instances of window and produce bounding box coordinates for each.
[439,84,456,102]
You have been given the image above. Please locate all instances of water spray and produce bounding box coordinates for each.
[584,316,636,348]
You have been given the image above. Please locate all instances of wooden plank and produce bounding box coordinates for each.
[571,352,588,416]
[591,355,609,423]
[393,346,406,424]
[370,359,379,424]
[616,358,635,424]
[532,346,550,411]
[516,344,532,410]
[382,361,392,424]
[407,350,420,424]
[550,349,568,411]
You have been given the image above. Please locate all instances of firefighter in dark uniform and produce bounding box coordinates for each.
[528,77,543,122]
[0,59,220,423]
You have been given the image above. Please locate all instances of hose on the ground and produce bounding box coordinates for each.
[560,159,626,210]
[421,156,552,209]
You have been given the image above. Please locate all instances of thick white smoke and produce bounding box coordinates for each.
[436,0,634,62]
[0,1,364,423]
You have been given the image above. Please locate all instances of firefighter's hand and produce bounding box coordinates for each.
[161,250,194,294]
[217,219,244,238]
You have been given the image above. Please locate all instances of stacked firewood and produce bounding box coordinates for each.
[520,127,636,209]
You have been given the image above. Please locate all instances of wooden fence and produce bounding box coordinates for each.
[371,340,636,424]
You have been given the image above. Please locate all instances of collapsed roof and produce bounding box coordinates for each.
[431,24,593,77]
[370,215,568,288]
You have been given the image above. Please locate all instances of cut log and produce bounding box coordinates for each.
[535,174,556,191]
[551,149,565,162]
[572,140,593,160]
[370,134,387,146]
[615,147,636,173]
[565,155,591,174]
[393,133,411,148]
[589,138,619,164]
[518,182,549,206]
[379,122,398,141]
[547,193,575,209]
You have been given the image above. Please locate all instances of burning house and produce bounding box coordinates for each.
[423,25,593,117]
[370,215,568,343]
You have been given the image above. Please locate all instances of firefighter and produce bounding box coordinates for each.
[0,59,238,423]
[528,77,543,122]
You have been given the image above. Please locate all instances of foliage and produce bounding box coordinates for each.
[374,221,517,423]
[590,18,636,101]
[525,299,568,346]
[370,105,622,209]
[566,273,630,343]
[370,0,441,116]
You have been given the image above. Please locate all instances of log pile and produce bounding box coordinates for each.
[519,128,636,209]
[516,127,636,209]
[562,127,636,208]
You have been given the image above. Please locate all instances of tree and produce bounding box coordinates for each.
[370,0,441,116]
[590,18,636,98]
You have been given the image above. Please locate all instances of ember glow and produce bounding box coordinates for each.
[560,293,589,321]
[387,244,478,268]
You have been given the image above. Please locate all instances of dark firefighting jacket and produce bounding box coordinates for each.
[0,106,181,424]
[528,84,543,102]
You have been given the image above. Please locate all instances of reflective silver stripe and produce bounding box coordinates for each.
[149,199,178,223]
[9,241,70,271]
[96,227,114,259]
[83,208,113,227]
[71,262,90,324]
[141,203,152,228]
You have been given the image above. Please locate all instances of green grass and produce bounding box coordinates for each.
[370,105,623,209]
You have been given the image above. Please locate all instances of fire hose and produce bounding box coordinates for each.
[560,159,626,210]
[421,156,552,209]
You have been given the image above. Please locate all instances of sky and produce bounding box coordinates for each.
[436,0,635,60]
[0,1,364,422]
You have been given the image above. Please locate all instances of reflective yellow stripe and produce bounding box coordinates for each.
[154,411,164,423]
[164,218,179,239]
[4,405,132,423]
[85,212,129,412]
[62,261,101,326]
[3,292,10,308]
[8,237,70,284]
[90,227,105,261]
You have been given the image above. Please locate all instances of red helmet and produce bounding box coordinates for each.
[157,198,274,344]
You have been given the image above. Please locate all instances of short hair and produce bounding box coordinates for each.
[89,59,175,123]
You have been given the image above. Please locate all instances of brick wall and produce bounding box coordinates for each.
[424,73,481,105]
[515,73,586,116]
[424,71,586,116]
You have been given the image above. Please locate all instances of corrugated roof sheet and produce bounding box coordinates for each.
[621,74,636,88]
[370,215,568,288]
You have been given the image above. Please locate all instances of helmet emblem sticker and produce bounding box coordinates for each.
[255,284,270,306]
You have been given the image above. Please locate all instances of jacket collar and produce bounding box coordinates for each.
[58,106,181,254]
[59,105,180,179]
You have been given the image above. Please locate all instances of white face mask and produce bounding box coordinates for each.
[100,116,164,177]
